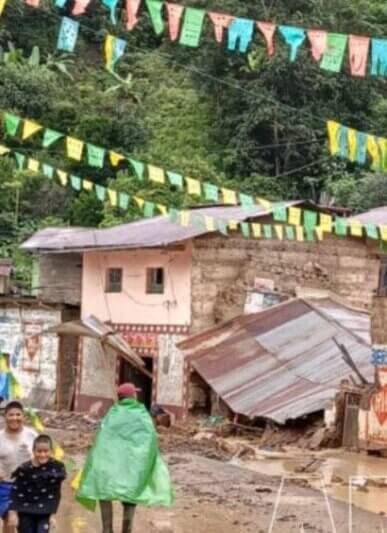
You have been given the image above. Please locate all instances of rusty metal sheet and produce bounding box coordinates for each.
[183,298,373,424]
[21,202,303,253]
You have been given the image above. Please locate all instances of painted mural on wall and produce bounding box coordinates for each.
[0,307,60,402]
[156,334,185,407]
[22,323,43,373]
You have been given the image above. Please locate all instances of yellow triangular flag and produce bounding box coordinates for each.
[157,204,167,216]
[288,207,301,226]
[71,469,83,491]
[27,158,39,172]
[134,196,144,209]
[204,216,215,232]
[257,197,272,210]
[380,225,387,241]
[228,220,239,230]
[252,223,261,238]
[148,165,165,184]
[66,137,84,161]
[186,177,201,196]
[0,145,10,155]
[180,210,190,226]
[53,444,65,461]
[0,0,7,16]
[221,188,237,205]
[83,179,93,191]
[22,120,42,140]
[296,226,304,241]
[110,151,125,167]
[350,221,363,237]
[274,225,283,240]
[108,189,117,206]
[348,128,357,162]
[326,121,340,155]
[57,170,68,186]
[320,213,333,233]
[315,227,323,241]
[0,356,8,372]
[379,138,387,171]
[367,135,381,171]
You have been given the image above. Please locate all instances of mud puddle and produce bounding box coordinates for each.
[231,447,387,515]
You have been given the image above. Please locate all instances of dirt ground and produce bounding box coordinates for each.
[56,451,387,533]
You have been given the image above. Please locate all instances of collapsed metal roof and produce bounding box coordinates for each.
[179,298,372,424]
[21,203,303,253]
[44,314,147,375]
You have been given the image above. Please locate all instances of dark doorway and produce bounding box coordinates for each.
[119,356,153,408]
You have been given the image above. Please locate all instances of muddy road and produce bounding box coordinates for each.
[57,452,387,532]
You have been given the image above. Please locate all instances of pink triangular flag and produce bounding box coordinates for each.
[126,0,142,31]
[307,29,327,62]
[208,12,234,44]
[166,3,184,42]
[349,35,370,77]
[72,0,91,15]
[25,0,40,7]
[257,21,276,57]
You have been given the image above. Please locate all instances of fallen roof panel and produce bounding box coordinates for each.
[180,298,372,424]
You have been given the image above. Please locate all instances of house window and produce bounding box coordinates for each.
[106,268,122,293]
[146,268,164,294]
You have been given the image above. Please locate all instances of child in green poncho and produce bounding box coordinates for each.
[76,383,174,533]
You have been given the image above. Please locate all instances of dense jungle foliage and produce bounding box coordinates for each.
[0,0,387,284]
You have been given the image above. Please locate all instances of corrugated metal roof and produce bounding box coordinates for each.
[179,298,372,424]
[21,202,303,253]
[348,206,387,225]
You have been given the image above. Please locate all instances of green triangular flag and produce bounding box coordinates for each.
[14,152,25,170]
[304,210,317,230]
[191,214,205,230]
[285,226,295,240]
[273,203,287,222]
[119,193,130,210]
[263,225,272,239]
[366,223,378,240]
[43,129,63,148]
[217,220,228,236]
[167,171,183,190]
[241,222,250,238]
[4,113,20,136]
[70,175,81,191]
[335,217,347,236]
[42,164,54,179]
[306,228,314,241]
[144,201,155,218]
[169,208,179,224]
[129,159,145,181]
[239,193,254,209]
[179,7,205,48]
[320,33,348,73]
[87,144,106,168]
[203,182,219,202]
[145,0,164,35]
[95,184,107,202]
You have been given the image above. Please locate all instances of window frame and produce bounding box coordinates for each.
[146,267,165,295]
[105,267,123,294]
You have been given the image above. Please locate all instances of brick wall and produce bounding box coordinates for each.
[39,253,82,306]
[191,233,380,333]
[371,296,387,344]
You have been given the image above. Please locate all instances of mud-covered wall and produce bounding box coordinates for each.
[191,233,380,333]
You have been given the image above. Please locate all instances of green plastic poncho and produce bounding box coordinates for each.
[76,399,174,510]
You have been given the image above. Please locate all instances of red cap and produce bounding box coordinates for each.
[117,382,141,399]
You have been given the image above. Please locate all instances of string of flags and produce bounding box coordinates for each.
[2,112,387,242]
[327,120,387,172]
[7,0,387,79]
[0,142,346,243]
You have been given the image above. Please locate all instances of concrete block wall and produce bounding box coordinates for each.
[191,233,381,333]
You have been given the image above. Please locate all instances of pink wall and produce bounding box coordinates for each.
[81,244,192,326]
